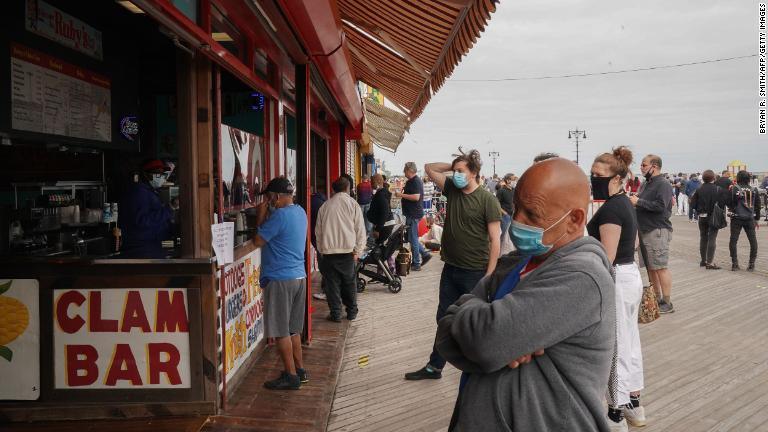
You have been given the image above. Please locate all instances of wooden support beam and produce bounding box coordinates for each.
[176,51,198,258]
[346,40,378,74]
[295,63,313,343]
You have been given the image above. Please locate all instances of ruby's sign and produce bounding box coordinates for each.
[25,0,103,60]
[53,289,191,389]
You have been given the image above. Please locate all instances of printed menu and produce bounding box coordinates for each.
[10,43,111,142]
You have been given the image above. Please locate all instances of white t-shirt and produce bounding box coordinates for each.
[420,224,443,244]
[423,181,435,201]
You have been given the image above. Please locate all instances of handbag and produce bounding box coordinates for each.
[709,202,728,230]
[638,283,660,324]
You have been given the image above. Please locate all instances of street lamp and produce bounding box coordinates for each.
[568,128,587,165]
[488,150,500,177]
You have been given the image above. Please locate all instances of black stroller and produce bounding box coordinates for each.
[356,224,406,293]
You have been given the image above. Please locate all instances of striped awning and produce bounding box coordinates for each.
[362,97,410,153]
[338,0,498,122]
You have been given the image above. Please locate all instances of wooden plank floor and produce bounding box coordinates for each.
[203,276,350,432]
[328,216,768,432]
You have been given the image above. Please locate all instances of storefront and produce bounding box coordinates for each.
[0,0,362,421]
[0,0,498,424]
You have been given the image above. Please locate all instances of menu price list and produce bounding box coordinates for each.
[10,43,111,142]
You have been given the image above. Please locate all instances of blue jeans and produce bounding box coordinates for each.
[406,216,428,266]
[428,263,486,370]
[500,214,512,242]
[360,203,372,234]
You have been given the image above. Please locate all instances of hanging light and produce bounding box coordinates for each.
[568,132,572,139]
[583,132,587,139]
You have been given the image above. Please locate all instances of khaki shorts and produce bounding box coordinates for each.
[639,228,672,270]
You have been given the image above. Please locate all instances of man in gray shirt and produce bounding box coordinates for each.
[629,154,675,313]
[436,159,615,432]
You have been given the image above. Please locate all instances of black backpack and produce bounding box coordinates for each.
[730,185,758,221]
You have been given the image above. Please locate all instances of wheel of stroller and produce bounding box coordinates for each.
[357,277,366,293]
[388,277,402,293]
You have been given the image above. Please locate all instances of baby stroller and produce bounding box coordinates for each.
[356,224,406,293]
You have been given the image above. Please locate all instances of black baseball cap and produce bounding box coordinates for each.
[261,177,295,195]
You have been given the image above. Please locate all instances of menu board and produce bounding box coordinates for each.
[222,249,264,381]
[10,43,111,142]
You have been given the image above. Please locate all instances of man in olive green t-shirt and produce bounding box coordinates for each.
[404,148,502,381]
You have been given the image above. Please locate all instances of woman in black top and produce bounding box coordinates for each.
[367,173,395,244]
[689,170,724,269]
[587,146,647,429]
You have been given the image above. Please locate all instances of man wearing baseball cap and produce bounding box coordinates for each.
[252,176,309,390]
[119,159,175,258]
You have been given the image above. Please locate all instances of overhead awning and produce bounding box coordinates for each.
[338,0,498,122]
[362,97,410,153]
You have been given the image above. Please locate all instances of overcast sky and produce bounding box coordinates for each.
[377,0,762,178]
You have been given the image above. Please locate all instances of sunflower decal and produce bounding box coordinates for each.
[0,280,29,362]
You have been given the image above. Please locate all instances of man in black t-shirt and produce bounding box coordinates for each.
[396,162,431,270]
[496,173,516,241]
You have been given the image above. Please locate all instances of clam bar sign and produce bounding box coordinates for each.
[54,288,191,389]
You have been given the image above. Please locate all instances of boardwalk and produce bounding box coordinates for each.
[328,217,768,432]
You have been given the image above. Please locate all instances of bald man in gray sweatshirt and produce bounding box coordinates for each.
[436,159,616,432]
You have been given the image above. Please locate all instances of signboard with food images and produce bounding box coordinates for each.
[0,279,40,400]
[223,249,265,381]
[53,288,191,389]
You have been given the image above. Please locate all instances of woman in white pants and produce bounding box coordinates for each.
[587,146,646,432]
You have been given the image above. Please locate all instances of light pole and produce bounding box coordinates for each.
[488,150,500,177]
[568,128,587,165]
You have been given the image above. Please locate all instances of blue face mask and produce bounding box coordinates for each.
[452,172,468,189]
[510,210,572,256]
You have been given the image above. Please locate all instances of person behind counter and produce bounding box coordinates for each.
[119,159,176,259]
[252,176,309,390]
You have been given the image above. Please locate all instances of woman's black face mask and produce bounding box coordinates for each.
[590,175,613,200]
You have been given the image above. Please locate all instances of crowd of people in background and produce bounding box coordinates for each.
[252,145,764,432]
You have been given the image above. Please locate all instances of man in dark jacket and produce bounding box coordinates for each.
[690,170,725,269]
[715,171,733,205]
[685,174,702,221]
[436,158,615,432]
[630,154,675,313]
[311,189,328,301]
[119,159,175,258]
[728,171,761,271]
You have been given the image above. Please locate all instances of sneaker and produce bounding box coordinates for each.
[732,263,741,271]
[326,314,342,323]
[404,365,442,380]
[411,265,421,272]
[607,417,628,432]
[699,261,706,267]
[421,253,432,266]
[312,292,327,300]
[296,368,309,384]
[264,371,301,390]
[706,264,721,270]
[748,262,755,272]
[659,301,675,314]
[346,312,358,321]
[622,405,647,427]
